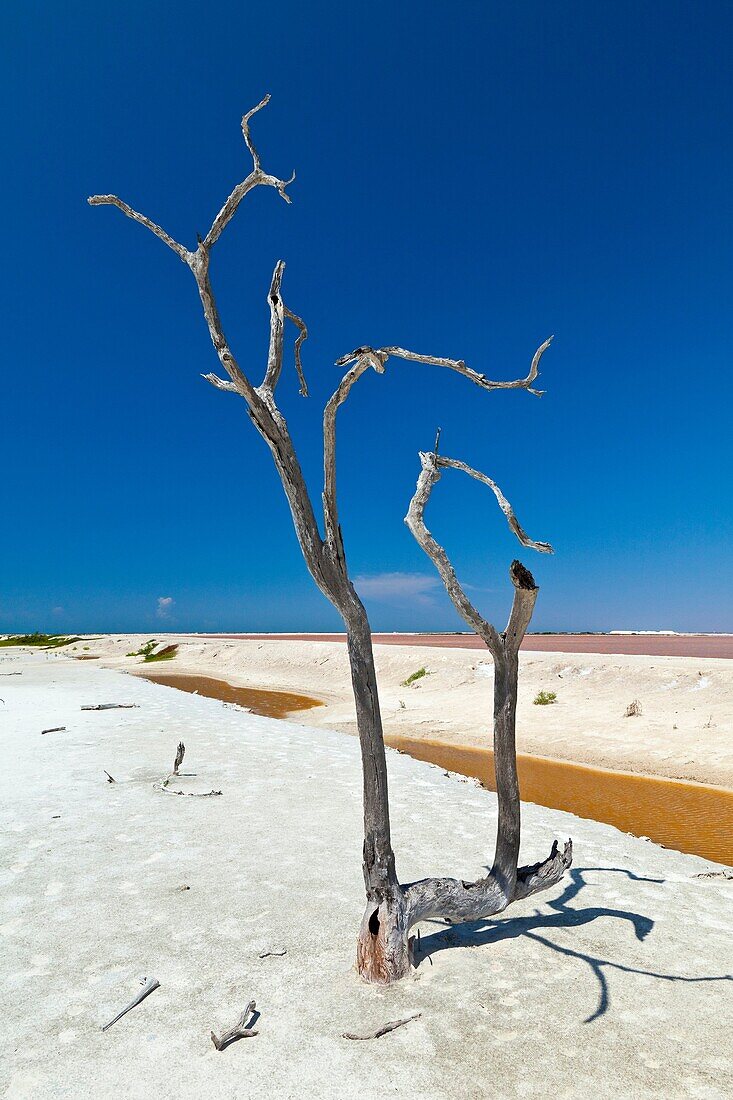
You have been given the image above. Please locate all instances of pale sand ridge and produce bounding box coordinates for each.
[80,634,733,787]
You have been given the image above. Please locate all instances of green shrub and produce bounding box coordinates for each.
[533,690,557,706]
[401,667,428,687]
[143,645,178,663]
[126,640,158,658]
[0,633,80,648]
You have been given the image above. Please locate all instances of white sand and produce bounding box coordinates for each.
[1,652,732,1098]
[82,634,733,786]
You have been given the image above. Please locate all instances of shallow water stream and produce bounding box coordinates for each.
[386,734,733,864]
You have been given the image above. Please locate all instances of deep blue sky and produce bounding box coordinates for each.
[2,2,731,634]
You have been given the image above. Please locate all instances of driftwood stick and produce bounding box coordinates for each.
[81,703,139,711]
[211,1000,258,1049]
[258,948,287,958]
[104,771,116,783]
[41,726,66,735]
[157,741,221,795]
[101,976,160,1032]
[343,1013,421,1040]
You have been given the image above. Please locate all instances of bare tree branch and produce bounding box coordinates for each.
[241,95,271,170]
[86,195,190,261]
[244,261,308,399]
[324,335,552,562]
[405,451,501,653]
[337,337,553,397]
[434,456,554,554]
[204,96,295,248]
[90,98,294,258]
[322,350,386,553]
[189,249,265,404]
[262,260,286,391]
[284,304,309,397]
[202,372,238,393]
[404,451,552,654]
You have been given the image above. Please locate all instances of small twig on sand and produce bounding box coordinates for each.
[259,948,287,958]
[81,703,139,711]
[173,741,185,775]
[211,1000,258,1050]
[159,783,223,797]
[104,770,116,783]
[343,1013,421,1040]
[101,976,160,1032]
[41,726,66,735]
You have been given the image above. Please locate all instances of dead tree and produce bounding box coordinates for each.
[89,97,571,984]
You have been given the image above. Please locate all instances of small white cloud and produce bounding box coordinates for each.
[354,572,441,606]
[52,606,64,615]
[156,596,175,619]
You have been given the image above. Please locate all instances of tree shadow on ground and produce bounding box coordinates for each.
[414,867,732,1022]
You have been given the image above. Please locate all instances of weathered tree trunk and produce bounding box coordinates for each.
[490,643,521,902]
[343,601,412,982]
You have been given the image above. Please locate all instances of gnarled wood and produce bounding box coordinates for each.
[211,1000,258,1049]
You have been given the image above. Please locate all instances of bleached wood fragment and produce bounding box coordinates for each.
[101,976,160,1032]
[211,1000,258,1049]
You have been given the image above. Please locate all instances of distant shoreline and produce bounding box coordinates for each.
[181,632,733,660]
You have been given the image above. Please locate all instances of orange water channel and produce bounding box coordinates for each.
[140,672,323,721]
[142,673,733,865]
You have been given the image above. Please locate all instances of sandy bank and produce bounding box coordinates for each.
[80,634,733,788]
[1,653,732,1099]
